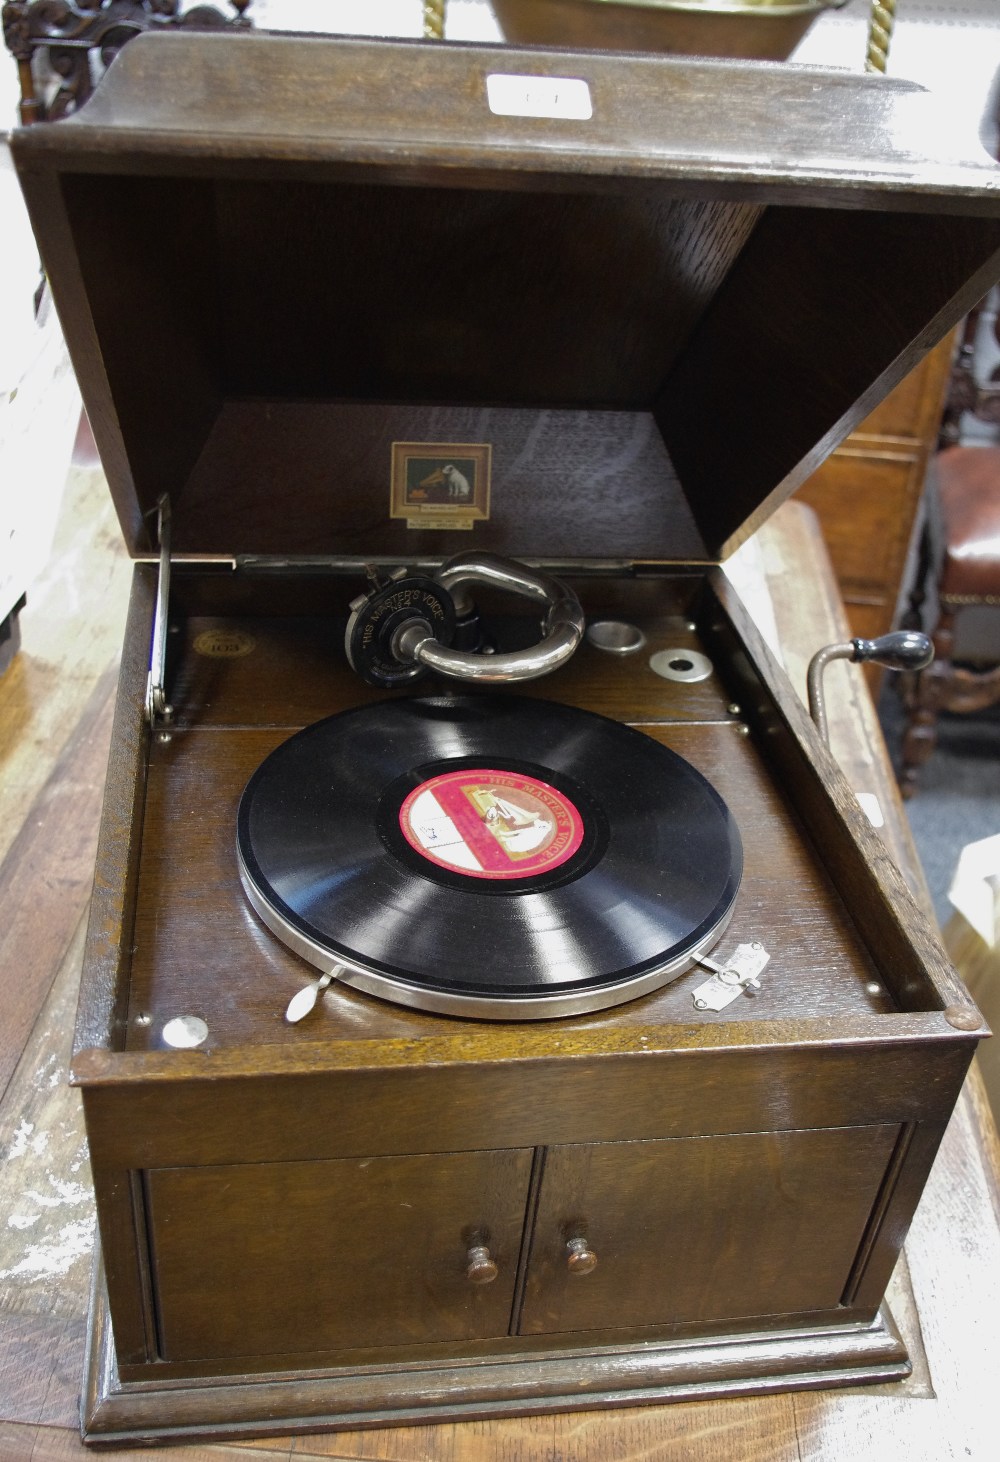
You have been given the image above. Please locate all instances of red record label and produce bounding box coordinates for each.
[398,768,585,880]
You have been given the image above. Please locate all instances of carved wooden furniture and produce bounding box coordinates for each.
[940,303,999,446]
[0,593,24,674]
[899,444,1000,794]
[1,0,251,125]
[11,30,1000,1446]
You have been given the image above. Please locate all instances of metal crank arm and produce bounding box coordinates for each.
[806,630,933,746]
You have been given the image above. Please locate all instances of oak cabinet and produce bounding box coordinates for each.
[141,1123,901,1365]
[146,1148,534,1361]
[16,28,997,1446]
[521,1126,899,1335]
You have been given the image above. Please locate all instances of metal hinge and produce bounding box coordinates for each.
[145,494,173,730]
[231,555,648,577]
[226,556,706,579]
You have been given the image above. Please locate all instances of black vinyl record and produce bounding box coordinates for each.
[237,696,743,1018]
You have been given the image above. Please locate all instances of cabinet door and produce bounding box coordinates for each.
[146,1147,532,1362]
[520,1125,898,1335]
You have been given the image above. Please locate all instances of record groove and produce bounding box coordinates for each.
[237,695,743,1018]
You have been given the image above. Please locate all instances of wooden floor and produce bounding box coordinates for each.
[2,453,1000,1460]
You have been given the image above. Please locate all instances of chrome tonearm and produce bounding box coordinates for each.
[345,551,585,689]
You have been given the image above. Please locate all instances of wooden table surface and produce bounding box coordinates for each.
[1,450,999,1461]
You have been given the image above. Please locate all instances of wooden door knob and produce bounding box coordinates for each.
[466,1243,499,1285]
[566,1236,598,1275]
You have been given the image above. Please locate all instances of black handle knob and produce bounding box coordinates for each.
[851,631,933,672]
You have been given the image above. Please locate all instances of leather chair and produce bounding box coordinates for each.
[900,444,1000,795]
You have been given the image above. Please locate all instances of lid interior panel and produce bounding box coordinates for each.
[60,169,767,559]
[58,171,224,542]
[17,33,1000,561]
[657,201,1000,556]
[218,179,763,407]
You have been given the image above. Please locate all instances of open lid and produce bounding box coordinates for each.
[12,30,1000,562]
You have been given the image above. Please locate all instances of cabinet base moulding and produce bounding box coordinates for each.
[81,1254,911,1446]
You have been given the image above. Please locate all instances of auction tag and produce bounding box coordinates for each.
[486,74,593,121]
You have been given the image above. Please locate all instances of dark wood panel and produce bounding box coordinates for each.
[794,335,957,698]
[846,1118,953,1317]
[58,172,223,539]
[520,1125,900,1333]
[147,1148,533,1361]
[656,207,1000,558]
[164,606,737,729]
[9,169,149,552]
[84,1277,909,1442]
[89,1167,155,1369]
[75,567,155,1058]
[217,181,760,407]
[123,709,888,1057]
[176,401,706,561]
[18,32,999,209]
[76,1033,973,1173]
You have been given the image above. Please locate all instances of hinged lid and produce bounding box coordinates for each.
[13,31,1000,562]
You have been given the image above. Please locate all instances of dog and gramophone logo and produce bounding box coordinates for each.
[390,441,491,530]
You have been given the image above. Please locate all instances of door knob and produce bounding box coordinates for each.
[566,1235,598,1275]
[466,1243,499,1285]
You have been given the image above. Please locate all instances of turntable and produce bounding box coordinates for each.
[13,29,1000,1444]
[238,551,745,1021]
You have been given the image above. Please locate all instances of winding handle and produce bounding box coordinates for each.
[393,552,585,684]
[849,631,934,672]
[807,630,933,744]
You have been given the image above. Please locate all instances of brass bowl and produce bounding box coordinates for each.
[491,0,846,64]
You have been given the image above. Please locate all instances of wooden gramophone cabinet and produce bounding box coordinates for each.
[11,29,1000,1445]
